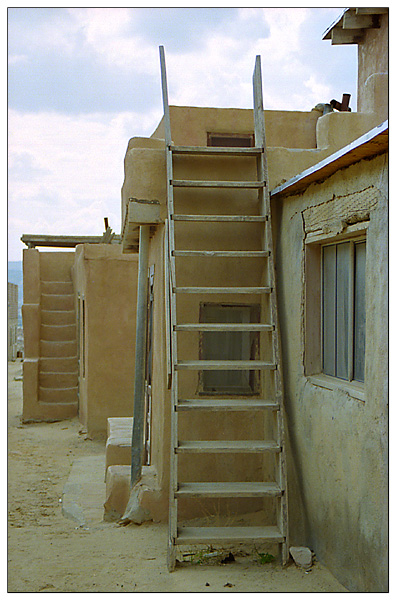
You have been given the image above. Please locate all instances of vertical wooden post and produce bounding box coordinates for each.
[131,224,150,488]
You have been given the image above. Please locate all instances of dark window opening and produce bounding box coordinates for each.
[199,303,260,395]
[207,133,255,148]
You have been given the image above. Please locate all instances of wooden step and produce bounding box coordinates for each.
[176,399,280,411]
[174,286,271,295]
[172,179,265,189]
[175,526,284,545]
[176,440,280,453]
[176,482,282,498]
[172,214,268,222]
[171,145,264,157]
[175,360,276,371]
[175,323,273,332]
[173,250,269,258]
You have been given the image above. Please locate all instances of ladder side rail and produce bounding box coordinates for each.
[159,46,172,147]
[164,219,173,389]
[253,54,289,563]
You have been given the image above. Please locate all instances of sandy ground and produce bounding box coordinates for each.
[7,361,348,594]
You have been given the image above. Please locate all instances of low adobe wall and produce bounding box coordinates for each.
[73,244,139,437]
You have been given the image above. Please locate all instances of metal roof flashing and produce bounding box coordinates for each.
[270,120,388,199]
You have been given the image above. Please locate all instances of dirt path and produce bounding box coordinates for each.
[7,361,347,593]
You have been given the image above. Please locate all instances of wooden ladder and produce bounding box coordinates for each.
[160,46,288,572]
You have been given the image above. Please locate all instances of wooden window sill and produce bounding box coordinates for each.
[307,374,365,402]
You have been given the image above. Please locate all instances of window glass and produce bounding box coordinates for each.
[353,242,366,382]
[322,240,366,382]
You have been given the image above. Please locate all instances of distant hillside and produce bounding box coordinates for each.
[8,261,23,325]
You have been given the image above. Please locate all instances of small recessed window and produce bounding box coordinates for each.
[199,303,260,395]
[322,240,366,382]
[207,133,255,148]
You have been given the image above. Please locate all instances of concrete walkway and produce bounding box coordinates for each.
[61,455,106,527]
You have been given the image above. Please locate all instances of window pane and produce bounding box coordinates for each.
[336,243,351,380]
[354,242,366,382]
[322,245,336,376]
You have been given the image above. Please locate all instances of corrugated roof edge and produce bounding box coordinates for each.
[270,120,388,199]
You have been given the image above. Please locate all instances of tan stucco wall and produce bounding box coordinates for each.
[357,12,388,116]
[272,152,388,592]
[121,105,387,529]
[73,244,139,437]
[22,249,78,422]
[122,106,383,226]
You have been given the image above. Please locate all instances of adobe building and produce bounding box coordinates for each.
[21,7,388,592]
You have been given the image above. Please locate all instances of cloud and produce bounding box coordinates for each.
[8,108,162,259]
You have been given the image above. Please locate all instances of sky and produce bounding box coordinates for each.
[7,6,358,262]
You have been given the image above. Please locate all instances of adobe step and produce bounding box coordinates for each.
[39,371,78,388]
[41,310,76,326]
[40,340,77,358]
[41,293,74,311]
[40,356,78,373]
[41,324,77,342]
[39,386,78,403]
[41,281,74,295]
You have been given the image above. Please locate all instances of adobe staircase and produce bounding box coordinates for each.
[160,47,289,571]
[39,277,78,411]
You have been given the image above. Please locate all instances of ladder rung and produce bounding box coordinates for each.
[171,145,264,157]
[172,180,266,189]
[175,360,276,371]
[175,482,282,498]
[173,286,272,294]
[172,250,269,258]
[176,399,280,411]
[175,323,274,332]
[172,214,268,222]
[176,441,280,453]
[175,526,285,545]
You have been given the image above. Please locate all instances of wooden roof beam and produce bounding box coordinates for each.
[330,27,365,45]
[343,12,380,30]
[355,8,388,15]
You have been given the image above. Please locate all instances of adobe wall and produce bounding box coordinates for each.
[73,244,139,437]
[22,249,78,422]
[272,152,388,592]
[357,12,388,117]
[122,106,382,226]
[121,105,386,524]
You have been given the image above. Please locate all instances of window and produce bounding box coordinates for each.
[322,240,366,382]
[207,133,255,148]
[199,303,260,394]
